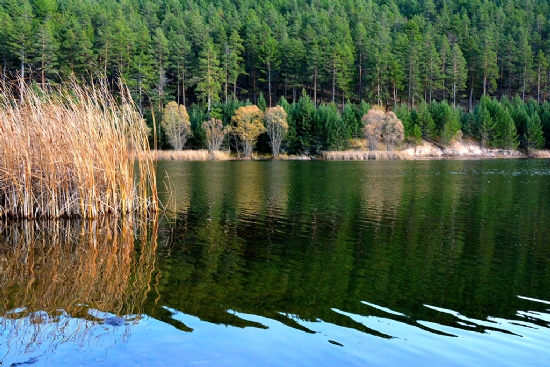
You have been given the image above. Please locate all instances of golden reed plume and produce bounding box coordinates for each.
[0,80,158,219]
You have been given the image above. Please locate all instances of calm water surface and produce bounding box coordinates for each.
[2,160,550,366]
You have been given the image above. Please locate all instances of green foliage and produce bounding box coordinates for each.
[317,103,349,151]
[411,124,423,145]
[257,93,266,112]
[0,0,547,153]
[416,102,436,140]
[495,107,519,150]
[524,113,545,149]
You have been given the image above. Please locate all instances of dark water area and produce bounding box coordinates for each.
[2,160,550,366]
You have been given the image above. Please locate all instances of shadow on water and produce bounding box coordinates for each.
[0,217,158,362]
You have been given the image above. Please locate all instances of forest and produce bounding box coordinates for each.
[1,0,550,152]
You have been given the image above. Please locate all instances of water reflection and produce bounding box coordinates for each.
[2,160,550,366]
[0,218,157,362]
[152,161,550,345]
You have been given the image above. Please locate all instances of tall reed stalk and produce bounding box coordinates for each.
[0,81,158,219]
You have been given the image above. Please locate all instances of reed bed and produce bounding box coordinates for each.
[528,149,550,158]
[152,149,231,161]
[0,217,158,352]
[0,81,158,219]
[322,150,410,160]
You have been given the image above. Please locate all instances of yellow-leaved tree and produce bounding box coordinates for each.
[264,106,288,158]
[161,101,191,150]
[202,118,227,152]
[230,105,266,157]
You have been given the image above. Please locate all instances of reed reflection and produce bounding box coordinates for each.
[0,217,158,358]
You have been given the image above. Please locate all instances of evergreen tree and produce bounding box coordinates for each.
[448,43,467,107]
[33,18,58,85]
[494,107,519,149]
[474,96,497,147]
[196,40,222,113]
[416,102,436,139]
[524,113,545,149]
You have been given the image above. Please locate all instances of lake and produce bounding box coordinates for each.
[1,160,550,366]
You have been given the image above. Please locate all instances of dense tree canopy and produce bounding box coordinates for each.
[2,0,550,153]
[2,0,550,108]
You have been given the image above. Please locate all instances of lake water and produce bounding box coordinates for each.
[1,160,550,366]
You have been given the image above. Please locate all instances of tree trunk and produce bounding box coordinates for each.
[358,51,363,98]
[268,61,272,107]
[313,67,317,106]
[224,43,229,103]
[453,82,456,108]
[182,69,187,107]
[538,64,541,104]
[332,65,336,103]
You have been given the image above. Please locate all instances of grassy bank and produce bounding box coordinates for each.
[0,82,158,219]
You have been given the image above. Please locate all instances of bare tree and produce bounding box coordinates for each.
[382,112,404,150]
[160,101,191,150]
[264,106,288,158]
[362,109,384,150]
[203,118,227,152]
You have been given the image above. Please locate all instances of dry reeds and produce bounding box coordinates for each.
[322,150,410,160]
[152,149,231,161]
[0,81,157,219]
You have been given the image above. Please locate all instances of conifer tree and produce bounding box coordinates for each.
[524,114,545,149]
[196,40,222,113]
[449,43,467,107]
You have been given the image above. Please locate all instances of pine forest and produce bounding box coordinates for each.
[2,0,550,152]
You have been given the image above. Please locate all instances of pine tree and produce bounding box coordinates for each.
[479,27,498,95]
[167,21,190,106]
[7,0,35,82]
[535,50,547,104]
[33,18,59,85]
[448,43,467,108]
[421,34,442,103]
[226,29,244,101]
[416,102,436,139]
[259,35,279,107]
[152,27,169,109]
[475,96,497,147]
[495,107,518,149]
[196,40,222,113]
[0,8,13,89]
[524,113,545,149]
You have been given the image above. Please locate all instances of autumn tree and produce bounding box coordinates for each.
[264,106,288,158]
[161,101,191,150]
[202,118,227,152]
[382,112,405,150]
[230,105,266,157]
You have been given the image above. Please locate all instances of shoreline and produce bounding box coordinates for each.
[150,140,550,162]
